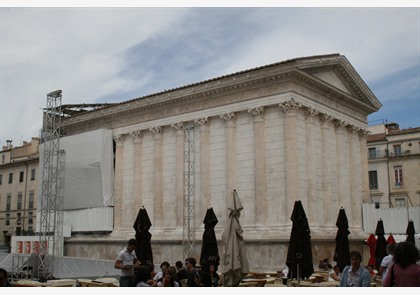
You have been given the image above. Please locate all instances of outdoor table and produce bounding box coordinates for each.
[250,271,278,279]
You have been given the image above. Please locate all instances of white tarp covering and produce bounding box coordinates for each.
[39,129,115,210]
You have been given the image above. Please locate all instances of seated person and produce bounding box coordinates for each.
[329,265,341,281]
[318,258,332,270]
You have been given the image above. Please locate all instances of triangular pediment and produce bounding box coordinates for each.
[296,55,382,111]
[311,70,352,95]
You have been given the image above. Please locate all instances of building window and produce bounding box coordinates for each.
[17,193,22,210]
[368,147,377,159]
[17,213,22,225]
[29,192,34,209]
[5,214,10,226]
[28,212,33,225]
[19,171,24,182]
[0,174,2,185]
[6,194,11,210]
[30,169,36,181]
[369,170,378,190]
[395,198,407,208]
[394,165,403,187]
[1,154,5,164]
[393,144,402,156]
[8,173,13,184]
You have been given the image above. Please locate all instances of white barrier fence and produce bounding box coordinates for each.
[362,203,420,235]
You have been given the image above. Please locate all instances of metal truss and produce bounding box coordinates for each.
[182,125,195,258]
[37,90,65,279]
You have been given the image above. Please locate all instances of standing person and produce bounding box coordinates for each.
[114,238,140,287]
[185,257,197,287]
[382,241,420,287]
[339,251,371,287]
[379,243,396,281]
[0,268,11,287]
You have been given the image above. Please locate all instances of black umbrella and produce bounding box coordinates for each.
[406,219,415,244]
[133,206,153,267]
[333,207,350,272]
[374,219,387,269]
[199,207,220,272]
[286,200,314,280]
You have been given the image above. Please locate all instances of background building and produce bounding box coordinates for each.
[0,138,40,252]
[367,123,420,208]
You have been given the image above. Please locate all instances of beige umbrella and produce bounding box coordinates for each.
[221,189,249,286]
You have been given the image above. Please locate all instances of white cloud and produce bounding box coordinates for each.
[1,7,419,146]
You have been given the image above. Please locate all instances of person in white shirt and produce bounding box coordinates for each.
[379,243,396,281]
[115,239,140,287]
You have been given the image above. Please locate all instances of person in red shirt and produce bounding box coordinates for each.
[383,241,420,287]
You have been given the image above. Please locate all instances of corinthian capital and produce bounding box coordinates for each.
[248,106,265,117]
[358,129,370,141]
[113,134,124,146]
[130,130,143,139]
[149,126,162,134]
[333,119,347,131]
[318,113,334,125]
[303,106,319,118]
[220,112,236,122]
[195,117,209,126]
[279,98,301,114]
[171,122,184,130]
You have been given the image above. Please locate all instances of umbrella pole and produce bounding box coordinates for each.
[297,264,300,283]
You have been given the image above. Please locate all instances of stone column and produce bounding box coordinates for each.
[319,113,333,226]
[304,107,319,226]
[334,119,347,215]
[357,129,370,228]
[130,130,143,219]
[220,112,236,198]
[171,122,185,228]
[195,117,211,218]
[248,107,266,225]
[113,134,124,230]
[347,125,360,224]
[150,126,163,227]
[279,98,301,218]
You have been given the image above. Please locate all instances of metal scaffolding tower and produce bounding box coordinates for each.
[182,126,195,258]
[38,89,65,279]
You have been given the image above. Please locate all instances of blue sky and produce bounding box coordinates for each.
[1,4,419,146]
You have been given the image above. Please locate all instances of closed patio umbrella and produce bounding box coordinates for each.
[366,233,377,267]
[200,207,220,272]
[221,190,249,286]
[333,207,350,272]
[286,200,314,280]
[374,219,387,269]
[386,234,396,245]
[406,219,415,244]
[133,206,153,267]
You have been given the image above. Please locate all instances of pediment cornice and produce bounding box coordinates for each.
[62,55,380,130]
